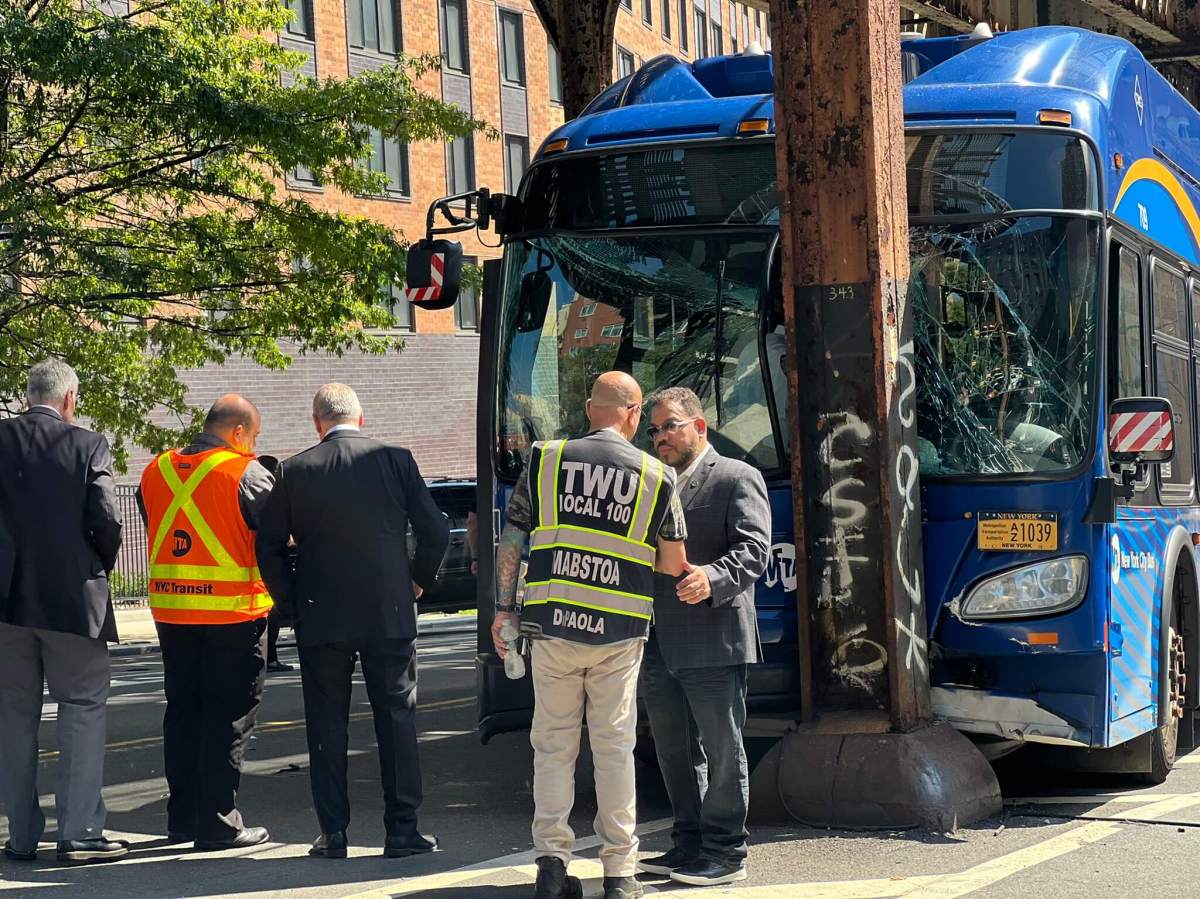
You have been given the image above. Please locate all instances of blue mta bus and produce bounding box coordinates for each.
[466,26,1198,782]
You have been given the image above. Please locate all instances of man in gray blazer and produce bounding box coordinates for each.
[638,387,770,888]
[0,359,127,863]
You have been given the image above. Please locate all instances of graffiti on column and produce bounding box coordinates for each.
[892,338,927,677]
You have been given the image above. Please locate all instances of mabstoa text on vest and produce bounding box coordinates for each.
[551,550,621,585]
[559,461,637,524]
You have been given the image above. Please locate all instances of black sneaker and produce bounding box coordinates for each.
[637,845,698,876]
[534,856,582,899]
[669,857,748,886]
[602,875,644,899]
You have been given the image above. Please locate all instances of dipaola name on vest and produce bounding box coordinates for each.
[521,433,672,645]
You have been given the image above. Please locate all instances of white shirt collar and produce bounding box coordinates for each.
[326,423,361,437]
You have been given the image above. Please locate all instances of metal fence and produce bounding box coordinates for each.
[113,485,148,603]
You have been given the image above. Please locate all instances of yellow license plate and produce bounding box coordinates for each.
[977,512,1059,552]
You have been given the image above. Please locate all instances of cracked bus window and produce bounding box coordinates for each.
[909,215,1099,476]
[496,233,779,480]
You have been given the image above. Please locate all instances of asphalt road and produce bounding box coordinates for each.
[2,623,1199,897]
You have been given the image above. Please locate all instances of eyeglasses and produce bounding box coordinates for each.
[648,418,697,439]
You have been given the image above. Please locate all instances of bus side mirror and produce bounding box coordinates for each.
[1109,396,1175,466]
[404,238,464,311]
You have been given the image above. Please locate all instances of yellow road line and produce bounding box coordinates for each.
[38,697,474,760]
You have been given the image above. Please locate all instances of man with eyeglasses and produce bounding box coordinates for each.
[638,386,770,887]
[492,371,687,899]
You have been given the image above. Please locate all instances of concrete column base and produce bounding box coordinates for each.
[748,714,1001,831]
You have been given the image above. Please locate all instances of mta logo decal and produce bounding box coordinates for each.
[172,529,193,558]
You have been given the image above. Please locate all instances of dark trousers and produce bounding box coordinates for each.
[157,618,268,841]
[640,631,750,865]
[267,614,282,664]
[298,638,422,837]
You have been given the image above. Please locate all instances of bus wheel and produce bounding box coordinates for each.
[1146,604,1186,784]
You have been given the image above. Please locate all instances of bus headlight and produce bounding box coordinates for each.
[960,556,1088,620]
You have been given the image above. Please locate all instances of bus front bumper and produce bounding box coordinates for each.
[932,686,1095,747]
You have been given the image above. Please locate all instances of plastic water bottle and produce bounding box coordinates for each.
[499,619,526,680]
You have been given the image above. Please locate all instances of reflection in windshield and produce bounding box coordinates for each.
[910,215,1099,476]
[497,233,779,479]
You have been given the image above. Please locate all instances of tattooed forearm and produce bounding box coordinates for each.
[495,524,528,606]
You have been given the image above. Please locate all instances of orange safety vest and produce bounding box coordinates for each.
[139,447,272,625]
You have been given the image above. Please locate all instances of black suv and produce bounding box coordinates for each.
[413,478,477,612]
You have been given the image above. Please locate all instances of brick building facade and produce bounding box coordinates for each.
[127,0,770,481]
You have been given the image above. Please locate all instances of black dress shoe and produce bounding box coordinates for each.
[383,833,438,857]
[4,840,37,861]
[194,826,270,851]
[266,660,294,673]
[669,857,748,886]
[165,832,194,845]
[56,838,129,863]
[309,832,348,859]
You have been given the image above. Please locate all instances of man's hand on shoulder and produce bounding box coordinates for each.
[676,560,712,604]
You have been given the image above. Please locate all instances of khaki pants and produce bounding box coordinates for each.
[530,637,644,877]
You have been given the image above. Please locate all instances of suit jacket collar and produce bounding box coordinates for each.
[321,429,367,443]
[679,445,719,512]
[25,406,63,421]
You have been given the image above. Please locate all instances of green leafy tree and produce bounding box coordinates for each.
[0,0,493,467]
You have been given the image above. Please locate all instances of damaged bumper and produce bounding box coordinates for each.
[932,685,1094,747]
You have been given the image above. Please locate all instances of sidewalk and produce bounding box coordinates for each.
[111,603,477,656]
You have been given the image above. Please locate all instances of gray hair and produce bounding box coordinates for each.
[25,359,79,408]
[646,386,703,419]
[313,382,362,424]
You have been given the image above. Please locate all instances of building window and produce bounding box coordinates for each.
[602,323,623,338]
[499,10,526,85]
[360,127,410,197]
[661,0,672,38]
[348,0,401,55]
[291,163,320,189]
[379,280,414,330]
[711,20,721,54]
[580,302,597,317]
[754,8,761,44]
[642,0,652,26]
[742,5,749,46]
[729,1,737,52]
[548,39,563,104]
[446,136,475,195]
[504,134,529,192]
[694,9,708,57]
[438,0,468,73]
[455,256,480,331]
[678,0,689,51]
[617,46,635,79]
[575,328,589,339]
[284,0,314,39]
[620,0,632,9]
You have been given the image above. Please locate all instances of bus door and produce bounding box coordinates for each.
[1104,240,1161,744]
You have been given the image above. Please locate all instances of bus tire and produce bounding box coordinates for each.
[1143,600,1186,784]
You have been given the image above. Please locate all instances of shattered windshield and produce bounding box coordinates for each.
[496,233,780,480]
[910,215,1099,477]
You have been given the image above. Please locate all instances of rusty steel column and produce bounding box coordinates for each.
[531,0,620,120]
[747,0,1001,829]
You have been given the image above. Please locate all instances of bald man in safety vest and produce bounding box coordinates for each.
[138,394,274,851]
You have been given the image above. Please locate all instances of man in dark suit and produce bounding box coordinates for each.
[256,383,449,860]
[0,359,127,864]
[637,387,770,888]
